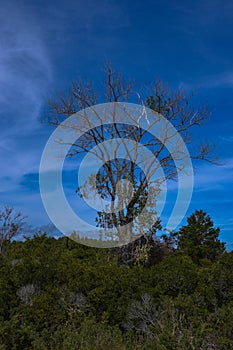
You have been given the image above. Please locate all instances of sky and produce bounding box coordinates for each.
[0,0,232,247]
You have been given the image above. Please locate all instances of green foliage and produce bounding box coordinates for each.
[175,209,225,263]
[0,212,232,349]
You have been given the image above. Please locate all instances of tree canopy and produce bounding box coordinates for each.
[175,210,225,263]
[41,64,218,264]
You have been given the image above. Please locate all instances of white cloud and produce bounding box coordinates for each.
[0,1,52,206]
[0,5,52,130]
[219,135,233,143]
[194,158,233,190]
[0,9,55,237]
[198,72,233,89]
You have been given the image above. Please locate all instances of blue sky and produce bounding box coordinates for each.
[0,0,233,247]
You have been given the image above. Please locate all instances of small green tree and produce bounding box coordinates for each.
[175,210,225,263]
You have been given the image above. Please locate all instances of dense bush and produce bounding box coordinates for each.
[0,211,232,349]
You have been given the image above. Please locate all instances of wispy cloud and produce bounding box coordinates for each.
[198,71,233,89]
[0,2,52,131]
[0,1,52,215]
[193,158,233,191]
[219,135,233,143]
[0,0,130,226]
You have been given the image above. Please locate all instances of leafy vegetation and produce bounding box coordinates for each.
[0,209,232,349]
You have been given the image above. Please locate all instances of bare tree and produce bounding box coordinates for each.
[42,64,217,263]
[0,207,25,253]
[16,284,39,306]
[124,293,162,337]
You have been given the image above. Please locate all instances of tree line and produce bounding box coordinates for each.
[0,206,232,349]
